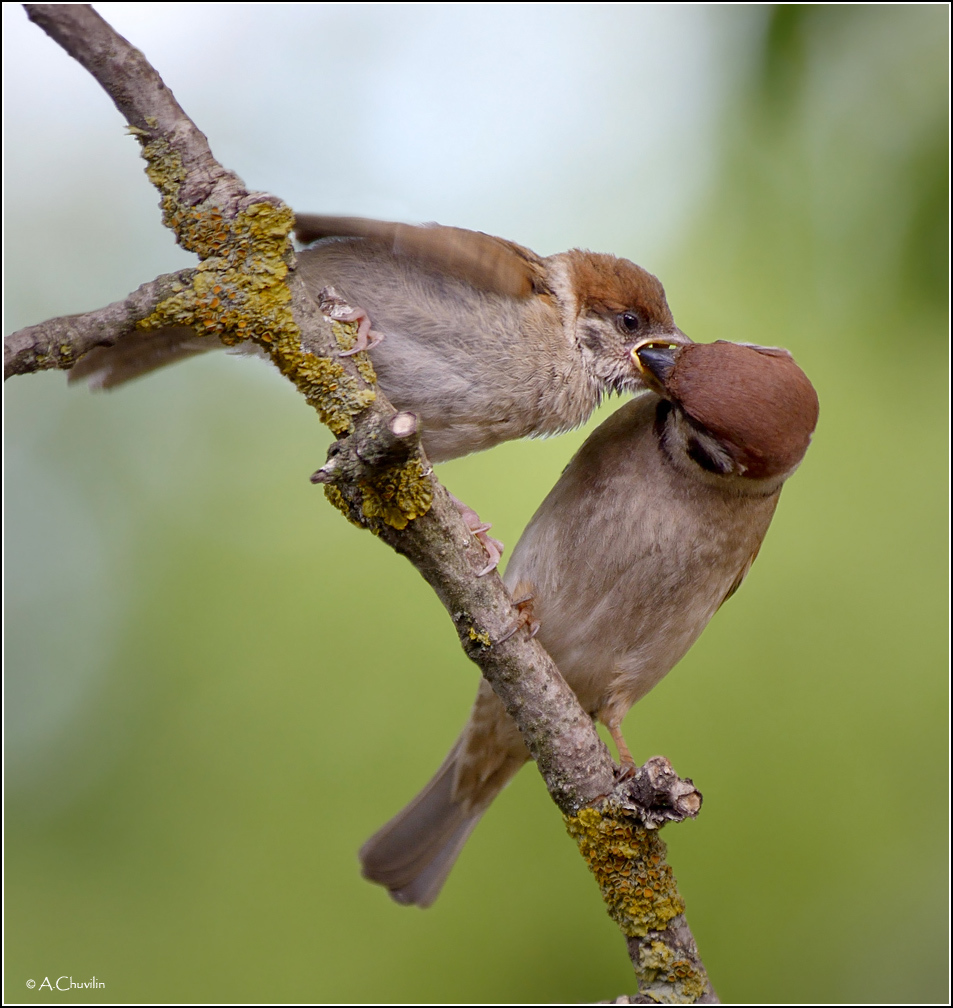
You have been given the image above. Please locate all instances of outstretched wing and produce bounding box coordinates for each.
[68,327,214,389]
[294,214,549,300]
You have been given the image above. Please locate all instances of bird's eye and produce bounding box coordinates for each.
[617,312,641,334]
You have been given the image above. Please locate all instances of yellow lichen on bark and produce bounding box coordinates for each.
[565,805,709,1002]
[467,627,493,647]
[133,128,375,436]
[634,939,707,1004]
[322,458,434,533]
[565,806,685,937]
[132,124,432,528]
[357,457,433,530]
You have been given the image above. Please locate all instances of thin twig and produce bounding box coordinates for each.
[25,3,248,214]
[3,269,194,378]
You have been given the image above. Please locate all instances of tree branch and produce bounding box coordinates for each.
[3,269,195,378]
[11,5,718,1001]
[24,3,247,215]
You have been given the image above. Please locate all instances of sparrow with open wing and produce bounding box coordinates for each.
[72,215,688,463]
[359,338,819,907]
[69,216,689,567]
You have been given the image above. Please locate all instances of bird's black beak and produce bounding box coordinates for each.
[632,340,680,393]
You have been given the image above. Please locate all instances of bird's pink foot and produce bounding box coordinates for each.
[497,589,540,644]
[317,286,385,356]
[450,493,504,576]
[607,721,637,778]
[336,308,385,356]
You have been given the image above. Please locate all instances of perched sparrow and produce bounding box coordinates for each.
[360,339,819,907]
[71,215,689,465]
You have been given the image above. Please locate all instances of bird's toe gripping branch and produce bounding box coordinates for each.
[448,493,505,576]
[317,286,385,358]
[497,587,540,644]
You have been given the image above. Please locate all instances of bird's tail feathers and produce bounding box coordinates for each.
[359,738,522,908]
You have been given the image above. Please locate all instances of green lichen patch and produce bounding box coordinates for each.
[132,123,430,529]
[133,127,375,437]
[330,319,357,355]
[357,457,433,530]
[271,330,375,436]
[634,940,707,1004]
[565,806,685,938]
[467,627,492,647]
[323,484,366,529]
[328,319,378,386]
[321,455,433,531]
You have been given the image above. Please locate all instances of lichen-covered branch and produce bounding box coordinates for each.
[3,269,195,379]
[569,759,717,1003]
[11,5,719,1002]
[20,4,379,438]
[18,0,621,814]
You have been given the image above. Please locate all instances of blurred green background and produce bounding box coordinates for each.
[4,4,947,1004]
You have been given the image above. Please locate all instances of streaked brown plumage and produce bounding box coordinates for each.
[360,339,819,907]
[70,215,689,464]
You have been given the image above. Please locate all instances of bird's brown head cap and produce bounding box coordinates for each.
[565,250,676,331]
[634,340,819,480]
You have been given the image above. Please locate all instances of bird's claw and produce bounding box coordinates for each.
[337,312,385,357]
[475,531,505,576]
[318,287,385,357]
[498,592,539,643]
[614,760,637,782]
[449,494,505,576]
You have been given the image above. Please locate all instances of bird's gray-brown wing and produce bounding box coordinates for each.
[67,327,214,389]
[294,214,550,300]
[718,543,763,609]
